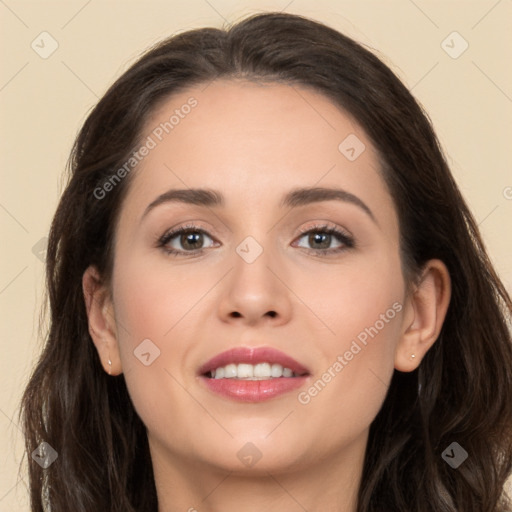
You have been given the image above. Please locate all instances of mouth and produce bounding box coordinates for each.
[206,362,304,380]
[198,346,310,402]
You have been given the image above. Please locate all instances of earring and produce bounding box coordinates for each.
[410,354,416,360]
[108,357,112,375]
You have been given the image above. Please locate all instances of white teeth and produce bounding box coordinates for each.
[271,363,284,377]
[210,362,297,379]
[237,363,253,379]
[254,362,271,378]
[223,364,237,378]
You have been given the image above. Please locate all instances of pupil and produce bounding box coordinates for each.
[183,232,202,249]
[311,233,329,249]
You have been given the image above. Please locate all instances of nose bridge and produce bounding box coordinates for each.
[217,222,292,324]
[229,196,280,273]
[231,229,279,291]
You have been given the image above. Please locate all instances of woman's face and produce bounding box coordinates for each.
[107,80,411,476]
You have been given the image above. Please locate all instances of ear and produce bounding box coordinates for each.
[395,259,451,372]
[82,265,122,376]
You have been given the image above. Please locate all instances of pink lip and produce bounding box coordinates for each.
[198,346,310,376]
[199,377,309,402]
[197,346,311,403]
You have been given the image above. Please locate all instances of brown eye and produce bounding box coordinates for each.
[294,225,354,255]
[158,226,216,256]
[177,231,205,251]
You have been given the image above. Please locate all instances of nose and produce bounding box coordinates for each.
[217,240,293,327]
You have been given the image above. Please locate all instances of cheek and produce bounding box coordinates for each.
[112,249,212,344]
[110,254,202,433]
[293,314,401,454]
[306,245,404,354]
[295,250,404,424]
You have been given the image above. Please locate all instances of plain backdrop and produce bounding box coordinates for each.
[1,1,511,509]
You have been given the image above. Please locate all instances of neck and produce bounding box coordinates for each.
[151,431,367,512]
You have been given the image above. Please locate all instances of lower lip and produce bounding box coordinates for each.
[199,376,309,402]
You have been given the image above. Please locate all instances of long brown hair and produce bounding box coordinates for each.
[19,12,512,511]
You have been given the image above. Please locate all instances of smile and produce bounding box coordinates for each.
[208,362,299,379]
[198,346,310,402]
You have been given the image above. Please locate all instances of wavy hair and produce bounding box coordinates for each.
[19,11,512,511]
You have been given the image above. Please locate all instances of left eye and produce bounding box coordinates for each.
[293,226,354,253]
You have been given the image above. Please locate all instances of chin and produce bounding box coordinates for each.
[195,434,307,475]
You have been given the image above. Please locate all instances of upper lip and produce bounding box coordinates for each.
[198,346,310,376]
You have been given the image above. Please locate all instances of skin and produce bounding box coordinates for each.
[83,80,451,512]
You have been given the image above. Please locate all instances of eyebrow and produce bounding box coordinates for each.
[141,186,377,224]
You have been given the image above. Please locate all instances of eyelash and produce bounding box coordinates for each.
[156,222,355,258]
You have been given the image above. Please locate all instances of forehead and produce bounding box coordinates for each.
[121,79,396,228]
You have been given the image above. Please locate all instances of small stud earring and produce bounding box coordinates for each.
[410,354,416,360]
[108,357,112,375]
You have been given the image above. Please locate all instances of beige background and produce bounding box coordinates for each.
[1,1,511,509]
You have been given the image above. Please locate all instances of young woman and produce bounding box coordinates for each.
[19,11,512,512]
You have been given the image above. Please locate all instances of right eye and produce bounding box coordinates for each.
[157,224,218,257]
